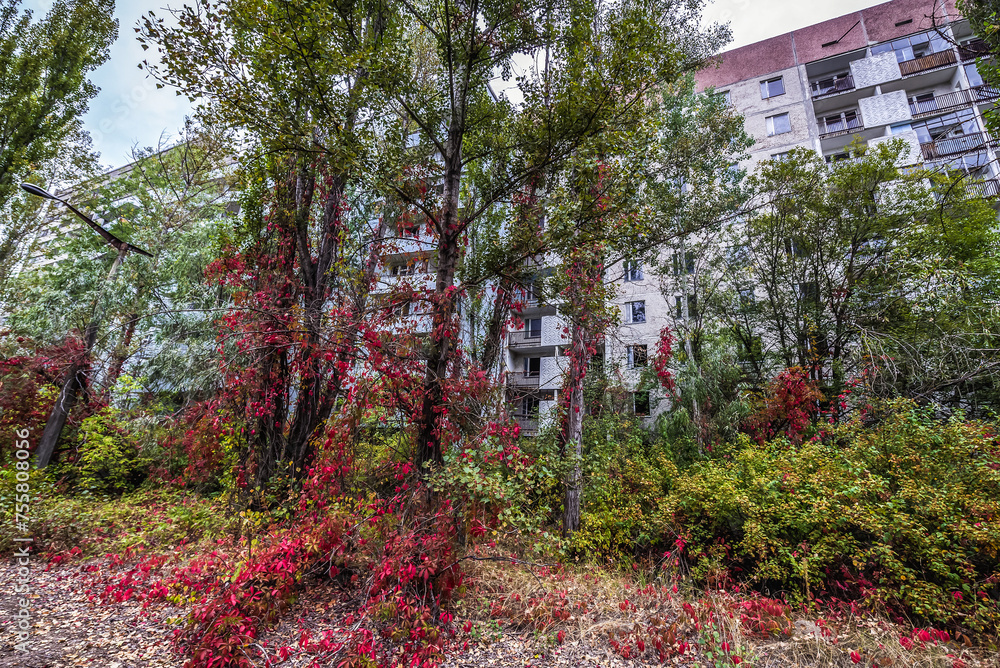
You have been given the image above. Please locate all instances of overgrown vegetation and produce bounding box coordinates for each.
[3,0,1000,666]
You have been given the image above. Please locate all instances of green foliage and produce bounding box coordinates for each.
[659,400,1000,633]
[573,412,678,563]
[76,406,153,496]
[0,479,230,557]
[0,0,116,203]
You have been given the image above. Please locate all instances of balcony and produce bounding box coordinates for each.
[818,113,864,139]
[899,49,957,77]
[959,40,990,62]
[967,178,1000,199]
[909,86,1000,119]
[920,132,997,160]
[513,416,539,436]
[811,74,856,99]
[508,372,540,389]
[509,330,543,347]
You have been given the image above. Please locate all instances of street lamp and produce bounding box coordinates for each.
[20,182,153,468]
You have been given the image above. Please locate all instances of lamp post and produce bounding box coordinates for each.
[20,183,152,468]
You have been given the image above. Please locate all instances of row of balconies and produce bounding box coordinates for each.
[811,40,987,101]
[817,86,1000,141]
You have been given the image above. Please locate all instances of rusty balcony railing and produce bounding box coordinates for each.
[509,330,543,347]
[909,86,1000,119]
[514,416,539,435]
[920,132,996,160]
[967,178,1000,199]
[959,40,990,62]
[507,372,540,389]
[818,113,864,139]
[810,74,856,99]
[899,49,957,76]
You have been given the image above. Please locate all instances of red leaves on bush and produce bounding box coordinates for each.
[743,366,823,443]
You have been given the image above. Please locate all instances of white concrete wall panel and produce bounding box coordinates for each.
[858,90,912,128]
[850,52,901,88]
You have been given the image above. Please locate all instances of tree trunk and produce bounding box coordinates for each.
[103,312,137,394]
[562,318,588,536]
[415,129,464,471]
[36,246,127,468]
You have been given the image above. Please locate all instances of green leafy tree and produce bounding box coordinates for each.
[704,141,1000,411]
[0,0,117,276]
[9,128,234,438]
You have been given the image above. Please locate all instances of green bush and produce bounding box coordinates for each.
[77,407,153,496]
[573,413,678,563]
[657,399,1000,633]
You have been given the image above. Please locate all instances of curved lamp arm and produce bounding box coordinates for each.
[20,182,153,258]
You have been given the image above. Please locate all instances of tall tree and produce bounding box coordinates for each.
[0,0,117,275]
[140,0,400,488]
[389,0,731,472]
[705,142,1000,411]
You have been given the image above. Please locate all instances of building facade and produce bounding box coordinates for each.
[695,0,995,187]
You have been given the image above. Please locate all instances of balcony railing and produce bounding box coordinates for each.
[513,416,539,436]
[967,178,1000,199]
[811,74,856,99]
[508,372,540,389]
[509,330,543,347]
[909,86,1000,119]
[818,114,864,139]
[899,49,957,76]
[920,132,997,160]
[959,40,990,62]
[973,85,1000,103]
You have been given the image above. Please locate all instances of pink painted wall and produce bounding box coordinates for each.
[695,34,796,91]
[792,12,868,63]
[861,0,959,43]
[696,0,966,92]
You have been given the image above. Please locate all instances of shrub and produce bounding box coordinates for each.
[658,399,1000,634]
[77,407,152,495]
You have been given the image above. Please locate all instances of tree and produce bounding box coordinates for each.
[386,0,733,475]
[0,0,117,276]
[704,141,1000,412]
[140,0,401,489]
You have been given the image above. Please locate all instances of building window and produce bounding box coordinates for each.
[673,295,697,319]
[633,391,651,417]
[784,237,808,257]
[771,151,790,160]
[389,258,428,276]
[871,30,948,63]
[798,281,820,304]
[738,287,755,306]
[625,301,646,324]
[627,344,648,368]
[624,260,643,282]
[525,318,542,338]
[717,89,732,106]
[965,62,985,88]
[523,357,541,377]
[766,113,791,136]
[672,251,695,275]
[518,395,540,417]
[760,77,785,99]
[399,218,421,237]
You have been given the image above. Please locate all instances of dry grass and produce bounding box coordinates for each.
[450,554,1000,667]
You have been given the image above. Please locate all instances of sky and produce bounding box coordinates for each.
[28,0,882,170]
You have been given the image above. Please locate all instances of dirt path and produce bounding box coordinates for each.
[0,559,179,668]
